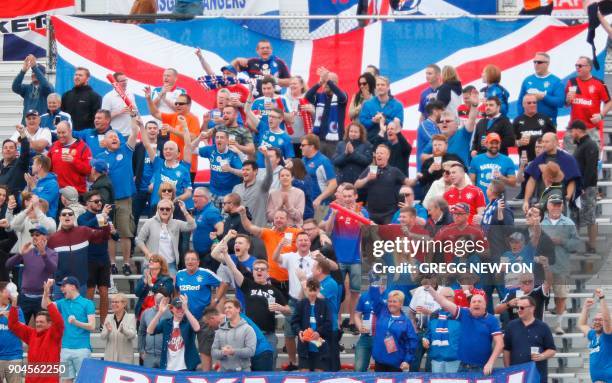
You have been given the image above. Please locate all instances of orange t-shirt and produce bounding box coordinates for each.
[261,227,300,282]
[523,0,552,10]
[161,112,200,173]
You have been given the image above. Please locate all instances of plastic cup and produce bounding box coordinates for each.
[284,232,293,242]
[434,156,442,165]
[531,347,539,355]
[369,165,378,174]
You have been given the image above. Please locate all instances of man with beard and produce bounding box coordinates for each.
[578,288,612,383]
[0,127,30,194]
[471,96,514,156]
[61,67,101,131]
[469,133,516,202]
[418,134,464,196]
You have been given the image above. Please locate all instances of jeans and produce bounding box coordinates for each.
[431,360,460,373]
[459,362,483,372]
[354,334,372,372]
[264,331,278,369]
[251,351,274,371]
[132,190,151,230]
[173,1,203,16]
[61,348,91,379]
[142,353,161,368]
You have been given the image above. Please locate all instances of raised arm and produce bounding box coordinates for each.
[595,288,612,334]
[180,295,201,332]
[137,116,157,161]
[222,247,244,287]
[195,49,215,76]
[144,86,162,121]
[425,284,458,317]
[237,205,262,237]
[244,87,261,131]
[578,297,594,336]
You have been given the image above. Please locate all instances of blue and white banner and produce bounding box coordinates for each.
[77,359,540,383]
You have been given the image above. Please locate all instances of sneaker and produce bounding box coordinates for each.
[340,318,350,331]
[283,363,298,371]
[122,264,132,276]
[111,264,119,275]
[347,323,360,335]
[553,325,565,335]
[108,285,118,294]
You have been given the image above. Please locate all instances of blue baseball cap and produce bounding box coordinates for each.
[220,65,237,75]
[90,159,109,173]
[61,276,80,288]
[28,225,48,236]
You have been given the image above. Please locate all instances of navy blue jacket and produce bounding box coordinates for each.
[153,316,199,371]
[291,298,332,358]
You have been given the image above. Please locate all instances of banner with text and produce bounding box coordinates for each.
[76,359,540,383]
[0,0,74,61]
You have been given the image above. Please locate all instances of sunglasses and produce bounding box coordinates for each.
[61,212,74,217]
[575,64,589,69]
[174,102,188,106]
[161,189,173,193]
[533,60,548,64]
[158,207,172,212]
[358,82,368,86]
[89,199,102,204]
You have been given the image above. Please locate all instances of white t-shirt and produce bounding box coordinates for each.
[280,251,314,300]
[158,225,174,265]
[11,127,52,154]
[409,286,443,331]
[166,320,187,371]
[151,86,186,115]
[102,90,136,136]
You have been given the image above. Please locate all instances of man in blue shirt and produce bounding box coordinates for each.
[98,113,141,276]
[40,93,72,135]
[419,64,442,121]
[175,251,221,320]
[12,55,54,124]
[46,276,95,383]
[28,154,59,218]
[359,76,404,143]
[245,103,294,168]
[422,109,476,166]
[425,282,504,375]
[193,130,243,208]
[517,52,565,125]
[0,282,24,383]
[311,259,341,371]
[578,288,612,383]
[416,100,445,172]
[232,39,291,91]
[300,134,337,219]
[469,132,516,202]
[73,109,125,156]
[249,77,292,132]
[192,187,224,271]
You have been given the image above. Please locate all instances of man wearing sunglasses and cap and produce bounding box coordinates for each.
[48,207,111,300]
[147,295,201,371]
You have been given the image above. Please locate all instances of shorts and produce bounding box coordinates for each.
[87,260,111,287]
[339,263,362,292]
[552,273,569,298]
[61,348,91,379]
[579,186,597,226]
[283,298,298,338]
[197,322,216,356]
[114,198,135,238]
[298,351,329,371]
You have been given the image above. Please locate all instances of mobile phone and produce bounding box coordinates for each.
[54,116,61,125]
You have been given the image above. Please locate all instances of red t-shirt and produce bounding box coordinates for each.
[566,76,611,130]
[443,185,486,224]
[434,222,487,263]
[453,287,486,307]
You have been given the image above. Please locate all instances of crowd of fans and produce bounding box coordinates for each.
[0,41,610,383]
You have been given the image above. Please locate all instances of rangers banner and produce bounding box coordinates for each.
[77,359,541,383]
[0,0,74,61]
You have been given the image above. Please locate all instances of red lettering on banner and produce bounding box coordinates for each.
[554,0,583,10]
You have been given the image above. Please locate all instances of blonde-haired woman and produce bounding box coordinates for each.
[437,65,462,116]
[101,293,137,363]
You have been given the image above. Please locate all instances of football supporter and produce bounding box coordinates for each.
[418,134,464,196]
[513,94,556,163]
[355,144,408,224]
[72,109,125,156]
[469,133,516,201]
[245,99,294,168]
[40,93,72,135]
[391,185,427,224]
[232,39,291,88]
[496,269,552,325]
[578,289,612,383]
[12,55,54,124]
[101,72,136,137]
[150,68,186,114]
[564,55,612,152]
[100,293,137,364]
[520,0,553,14]
[27,155,60,219]
[232,159,273,227]
[425,283,503,375]
[249,76,293,132]
[145,88,200,178]
[333,122,373,184]
[0,127,31,194]
[146,296,201,371]
[436,65,463,116]
[422,287,462,373]
[567,120,600,252]
[191,187,224,270]
[415,101,445,171]
[266,168,305,227]
[285,75,315,149]
[349,72,376,122]
[47,121,92,197]
[443,162,486,223]
[61,67,101,131]
[300,134,337,218]
[371,118,412,176]
[418,64,442,121]
[434,203,486,264]
[481,65,510,116]
[503,296,556,383]
[211,299,257,372]
[359,76,404,143]
[138,293,171,368]
[8,279,63,383]
[517,52,565,124]
[206,105,255,157]
[421,108,476,167]
[0,282,23,383]
[305,68,348,157]
[10,110,51,156]
[471,96,515,156]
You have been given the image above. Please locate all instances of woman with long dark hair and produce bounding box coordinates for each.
[349,73,376,121]
[290,158,315,220]
[333,122,373,184]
